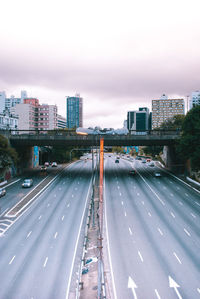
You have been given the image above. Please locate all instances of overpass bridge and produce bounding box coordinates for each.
[1,129,181,147]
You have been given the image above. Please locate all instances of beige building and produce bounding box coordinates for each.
[152,94,185,129]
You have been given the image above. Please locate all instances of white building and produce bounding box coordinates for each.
[189,91,200,110]
[152,94,185,129]
[0,91,6,113]
[57,114,67,128]
[0,110,18,130]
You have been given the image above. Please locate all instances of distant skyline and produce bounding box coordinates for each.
[1,0,200,128]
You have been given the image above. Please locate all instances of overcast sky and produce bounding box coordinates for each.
[1,0,200,128]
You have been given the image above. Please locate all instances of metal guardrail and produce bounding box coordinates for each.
[0,129,182,137]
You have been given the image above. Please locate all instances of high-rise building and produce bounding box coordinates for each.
[66,94,83,129]
[0,110,18,130]
[127,107,150,133]
[57,114,67,128]
[152,94,185,129]
[189,91,200,110]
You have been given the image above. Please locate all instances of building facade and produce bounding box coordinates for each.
[152,94,185,129]
[0,90,28,113]
[127,107,150,133]
[57,114,67,128]
[66,94,83,129]
[11,98,57,131]
[0,110,18,130]
[189,91,200,110]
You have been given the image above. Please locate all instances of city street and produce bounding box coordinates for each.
[104,155,200,299]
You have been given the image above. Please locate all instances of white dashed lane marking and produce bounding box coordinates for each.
[54,232,58,239]
[191,213,196,218]
[170,212,175,218]
[43,257,48,268]
[38,215,42,220]
[129,227,133,235]
[173,252,182,264]
[155,289,161,299]
[9,255,16,265]
[121,201,124,206]
[138,251,144,262]
[27,231,32,238]
[62,215,65,221]
[184,228,191,237]
[148,212,152,217]
[157,228,163,236]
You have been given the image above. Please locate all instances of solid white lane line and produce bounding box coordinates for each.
[27,231,32,238]
[173,252,182,264]
[155,289,161,299]
[179,201,183,206]
[9,255,16,265]
[148,212,152,217]
[191,213,196,218]
[124,212,127,217]
[170,212,175,218]
[121,201,124,206]
[43,257,48,267]
[184,228,191,237]
[138,251,143,262]
[54,232,58,239]
[129,227,133,235]
[62,215,65,221]
[157,228,163,236]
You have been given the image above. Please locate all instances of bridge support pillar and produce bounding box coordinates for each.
[16,146,39,171]
[162,145,182,173]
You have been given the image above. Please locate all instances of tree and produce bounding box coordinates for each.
[0,135,18,168]
[159,114,185,130]
[178,106,200,171]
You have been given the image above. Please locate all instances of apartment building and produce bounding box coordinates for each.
[152,94,185,129]
[189,91,200,110]
[57,114,67,128]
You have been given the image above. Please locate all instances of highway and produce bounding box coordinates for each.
[0,160,93,299]
[104,154,200,299]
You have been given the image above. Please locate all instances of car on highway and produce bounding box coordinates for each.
[142,159,146,163]
[115,159,119,163]
[51,162,57,167]
[149,162,155,167]
[154,172,161,177]
[22,179,33,188]
[129,170,136,175]
[44,162,50,167]
[40,165,47,172]
[0,188,6,197]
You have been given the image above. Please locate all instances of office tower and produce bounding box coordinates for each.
[66,94,83,129]
[127,107,150,133]
[152,94,185,129]
[189,91,200,110]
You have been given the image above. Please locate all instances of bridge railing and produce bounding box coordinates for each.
[0,129,182,137]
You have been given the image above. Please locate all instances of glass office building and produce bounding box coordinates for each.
[66,94,83,129]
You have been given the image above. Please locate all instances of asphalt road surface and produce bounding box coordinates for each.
[104,154,200,299]
[0,160,93,299]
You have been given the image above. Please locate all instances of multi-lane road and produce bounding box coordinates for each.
[0,160,92,299]
[0,154,200,299]
[104,155,200,299]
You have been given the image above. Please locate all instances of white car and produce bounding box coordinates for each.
[154,172,161,177]
[22,179,33,188]
[51,162,57,167]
